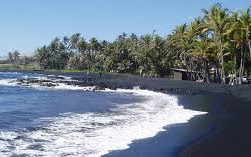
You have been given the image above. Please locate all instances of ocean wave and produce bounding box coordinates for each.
[0,79,17,87]
[0,72,23,75]
[0,88,207,157]
[0,74,96,91]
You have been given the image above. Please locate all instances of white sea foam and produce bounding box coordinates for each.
[0,75,95,91]
[0,72,22,75]
[0,79,17,86]
[57,75,73,80]
[0,88,207,157]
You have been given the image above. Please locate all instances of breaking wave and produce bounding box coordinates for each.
[0,74,95,91]
[0,73,207,157]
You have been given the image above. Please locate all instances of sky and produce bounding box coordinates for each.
[0,0,250,56]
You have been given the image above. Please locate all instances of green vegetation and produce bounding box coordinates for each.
[2,3,251,84]
[0,51,37,70]
[32,33,173,77]
[0,64,19,70]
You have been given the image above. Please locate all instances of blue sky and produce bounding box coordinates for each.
[0,0,249,56]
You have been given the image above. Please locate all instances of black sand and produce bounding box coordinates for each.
[103,94,226,157]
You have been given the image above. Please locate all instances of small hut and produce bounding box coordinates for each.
[171,68,188,80]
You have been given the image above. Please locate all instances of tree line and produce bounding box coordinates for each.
[4,51,34,66]
[6,3,251,84]
[168,3,251,84]
[34,32,174,77]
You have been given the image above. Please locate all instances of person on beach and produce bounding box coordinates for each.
[97,65,102,78]
[86,71,90,82]
[140,69,143,77]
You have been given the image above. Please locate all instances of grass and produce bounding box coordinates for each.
[0,64,137,76]
[0,64,38,71]
[0,64,20,70]
[62,69,112,74]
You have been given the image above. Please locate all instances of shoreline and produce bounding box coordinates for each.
[0,69,236,95]
[178,93,251,157]
[1,70,251,157]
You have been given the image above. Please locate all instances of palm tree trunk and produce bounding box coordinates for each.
[229,55,233,85]
[242,46,246,77]
[202,61,206,82]
[219,39,225,84]
[189,58,193,81]
[229,55,235,85]
[216,63,220,83]
[239,45,244,84]
[186,64,189,80]
[248,40,251,57]
[247,29,251,57]
[185,56,189,80]
[206,60,210,83]
[193,61,197,80]
[234,53,237,85]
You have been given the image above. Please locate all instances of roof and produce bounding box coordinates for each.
[170,68,188,72]
[170,68,202,73]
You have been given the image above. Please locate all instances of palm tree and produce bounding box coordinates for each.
[137,35,153,75]
[13,51,20,64]
[237,8,251,56]
[88,37,100,69]
[63,36,70,51]
[226,11,249,84]
[183,18,204,80]
[236,8,251,82]
[191,38,216,82]
[128,33,139,73]
[77,37,87,54]
[89,38,100,54]
[169,24,188,60]
[70,33,81,54]
[202,3,231,83]
[8,52,13,64]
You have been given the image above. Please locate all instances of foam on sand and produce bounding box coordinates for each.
[0,87,207,157]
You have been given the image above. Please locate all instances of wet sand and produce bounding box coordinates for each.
[103,94,227,157]
[179,92,251,157]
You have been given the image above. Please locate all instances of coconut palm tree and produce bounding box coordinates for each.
[77,37,87,54]
[70,33,81,54]
[202,3,231,83]
[226,11,249,84]
[237,8,251,56]
[128,33,139,73]
[191,37,217,82]
[8,52,13,64]
[13,51,20,64]
[183,18,204,80]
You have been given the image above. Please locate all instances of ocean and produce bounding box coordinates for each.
[0,72,206,157]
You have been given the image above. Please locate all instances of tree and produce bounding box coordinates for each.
[202,3,231,83]
[13,51,20,64]
[27,3,251,83]
[70,33,81,54]
[8,52,13,64]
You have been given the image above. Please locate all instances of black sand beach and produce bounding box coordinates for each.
[179,93,251,157]
[103,94,226,157]
[1,70,251,157]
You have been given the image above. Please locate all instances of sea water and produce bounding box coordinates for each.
[0,72,206,157]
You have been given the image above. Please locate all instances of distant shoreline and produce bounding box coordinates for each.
[0,69,237,95]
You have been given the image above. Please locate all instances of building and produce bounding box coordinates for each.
[171,68,188,80]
